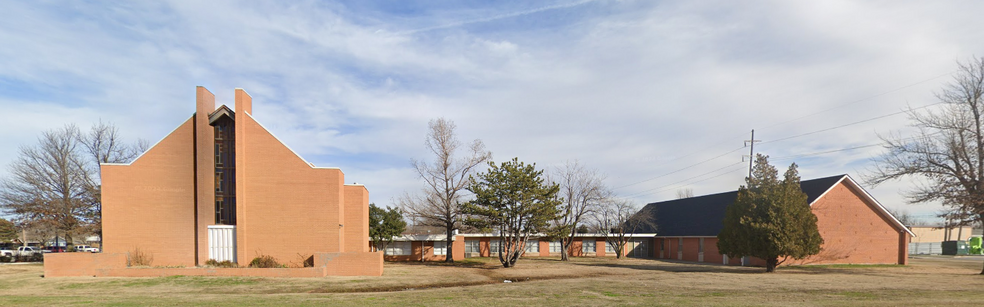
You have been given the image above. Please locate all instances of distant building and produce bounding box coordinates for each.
[380,233,656,261]
[637,175,914,266]
[908,224,982,255]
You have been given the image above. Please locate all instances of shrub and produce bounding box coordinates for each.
[127,247,154,267]
[248,255,280,268]
[204,259,238,268]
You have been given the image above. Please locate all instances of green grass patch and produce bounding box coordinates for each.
[790,264,901,270]
[837,291,877,299]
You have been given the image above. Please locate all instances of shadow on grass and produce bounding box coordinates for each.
[569,258,763,274]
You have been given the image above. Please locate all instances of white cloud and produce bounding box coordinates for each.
[1,0,982,222]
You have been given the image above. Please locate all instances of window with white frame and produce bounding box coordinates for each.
[489,239,501,256]
[698,238,704,253]
[465,240,480,254]
[549,241,562,253]
[605,241,615,253]
[433,241,447,255]
[384,241,411,256]
[525,240,539,253]
[582,240,596,253]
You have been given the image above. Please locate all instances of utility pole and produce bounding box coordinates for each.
[744,129,761,178]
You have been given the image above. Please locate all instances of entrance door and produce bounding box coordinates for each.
[628,239,650,258]
[208,225,237,262]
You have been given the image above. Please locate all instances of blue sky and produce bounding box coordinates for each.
[3,0,983,223]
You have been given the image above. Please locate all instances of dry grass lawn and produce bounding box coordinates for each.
[1,256,982,306]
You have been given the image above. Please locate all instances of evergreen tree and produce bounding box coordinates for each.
[0,218,16,243]
[463,158,561,268]
[717,154,823,272]
[369,204,407,252]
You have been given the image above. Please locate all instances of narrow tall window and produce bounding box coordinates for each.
[433,241,447,255]
[525,240,539,253]
[211,109,236,225]
[582,240,596,253]
[490,240,501,256]
[215,171,223,193]
[215,143,222,166]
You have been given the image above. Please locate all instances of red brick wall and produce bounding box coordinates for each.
[792,182,905,265]
[235,110,345,266]
[194,86,216,266]
[45,252,382,277]
[570,240,583,257]
[343,185,369,253]
[681,238,699,261]
[454,235,466,260]
[101,118,197,266]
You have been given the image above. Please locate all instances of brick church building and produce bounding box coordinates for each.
[45,87,381,277]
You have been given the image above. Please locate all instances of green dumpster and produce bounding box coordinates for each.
[941,241,970,255]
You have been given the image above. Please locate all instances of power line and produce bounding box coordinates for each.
[624,161,745,198]
[761,102,943,145]
[770,144,882,161]
[616,71,955,198]
[761,70,955,130]
[615,146,745,190]
[769,131,946,162]
[628,163,747,199]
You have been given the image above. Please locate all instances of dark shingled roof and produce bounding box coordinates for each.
[636,174,846,236]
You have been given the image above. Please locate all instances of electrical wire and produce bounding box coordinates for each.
[761,102,944,145]
[760,70,955,130]
[624,161,746,198]
[627,164,747,199]
[615,146,745,190]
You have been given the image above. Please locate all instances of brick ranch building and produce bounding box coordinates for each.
[45,87,382,277]
[638,174,915,267]
[380,233,656,261]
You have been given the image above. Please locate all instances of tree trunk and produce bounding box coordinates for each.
[560,240,569,261]
[444,227,454,263]
[766,258,778,273]
[507,250,520,267]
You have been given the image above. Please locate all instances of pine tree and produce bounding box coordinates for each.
[369,204,407,252]
[717,154,823,272]
[463,158,560,268]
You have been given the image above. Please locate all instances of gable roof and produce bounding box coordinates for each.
[636,174,914,237]
[208,104,235,125]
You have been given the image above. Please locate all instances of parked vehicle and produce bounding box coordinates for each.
[74,245,99,253]
[0,247,13,258]
[15,246,41,257]
[44,246,67,253]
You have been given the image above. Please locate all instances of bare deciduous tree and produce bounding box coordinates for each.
[886,208,917,228]
[0,122,145,248]
[549,160,609,261]
[79,120,147,170]
[400,118,491,262]
[594,199,653,259]
[0,125,90,247]
[676,188,694,199]
[77,120,146,243]
[867,57,984,274]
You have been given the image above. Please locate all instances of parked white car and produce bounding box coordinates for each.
[74,245,100,253]
[15,246,41,257]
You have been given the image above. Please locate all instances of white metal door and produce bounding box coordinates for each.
[208,225,237,263]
